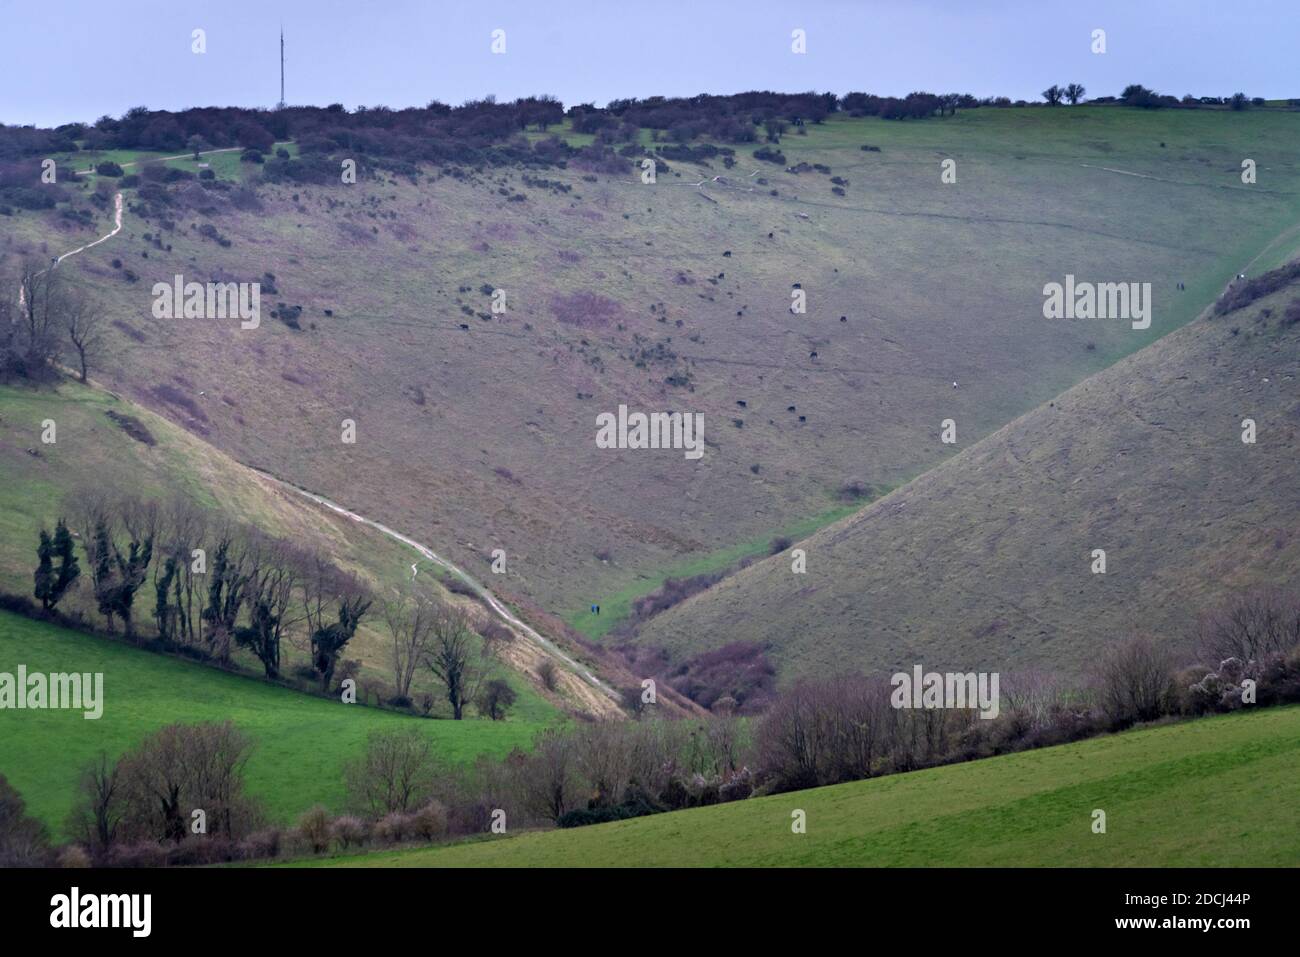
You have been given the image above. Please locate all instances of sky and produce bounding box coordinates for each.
[3,0,1297,127]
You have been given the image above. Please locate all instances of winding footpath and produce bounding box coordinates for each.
[18,192,123,308]
[22,172,619,705]
[269,479,620,703]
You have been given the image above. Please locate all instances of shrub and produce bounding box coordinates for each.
[95,161,124,176]
[296,805,332,854]
[1214,260,1300,315]
[236,827,282,861]
[537,659,559,691]
[57,845,92,868]
[476,678,518,720]
[1092,635,1177,728]
[104,841,167,868]
[1283,299,1300,327]
[330,815,368,850]
[372,811,413,844]
[409,801,449,841]
[666,642,777,712]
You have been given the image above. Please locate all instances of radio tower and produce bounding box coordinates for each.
[277,26,286,109]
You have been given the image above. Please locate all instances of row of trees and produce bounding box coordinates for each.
[30,494,518,719]
[6,588,1298,867]
[1041,83,1086,105]
[1112,85,1264,110]
[34,492,373,689]
[1,259,106,383]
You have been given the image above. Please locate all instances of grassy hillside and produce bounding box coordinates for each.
[302,705,1300,867]
[0,377,607,718]
[0,611,549,838]
[636,275,1300,681]
[9,106,1299,641]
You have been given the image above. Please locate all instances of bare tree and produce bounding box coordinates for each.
[1064,83,1086,105]
[384,592,436,701]
[344,728,436,816]
[1041,84,1064,106]
[1001,668,1071,737]
[63,287,105,382]
[66,752,124,854]
[1093,634,1176,727]
[14,259,65,378]
[425,602,491,719]
[117,721,258,843]
[520,728,578,823]
[1195,590,1300,664]
[0,774,51,867]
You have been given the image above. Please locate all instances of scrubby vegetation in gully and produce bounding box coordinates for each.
[0,8,1297,926]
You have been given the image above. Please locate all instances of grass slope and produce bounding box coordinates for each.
[0,611,548,838]
[309,705,1300,867]
[10,107,1299,641]
[0,379,571,718]
[636,277,1300,680]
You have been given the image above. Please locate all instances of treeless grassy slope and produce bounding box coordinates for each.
[635,277,1300,681]
[299,705,1300,867]
[8,107,1300,644]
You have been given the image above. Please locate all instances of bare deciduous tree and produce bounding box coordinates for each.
[1195,590,1300,665]
[384,593,436,701]
[344,727,436,816]
[63,287,105,382]
[66,752,124,854]
[117,721,258,843]
[1093,634,1176,727]
[520,728,578,823]
[425,602,491,719]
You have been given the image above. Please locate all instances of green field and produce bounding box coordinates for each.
[0,611,552,838]
[303,705,1300,867]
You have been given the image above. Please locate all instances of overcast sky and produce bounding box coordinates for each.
[4,0,1296,127]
